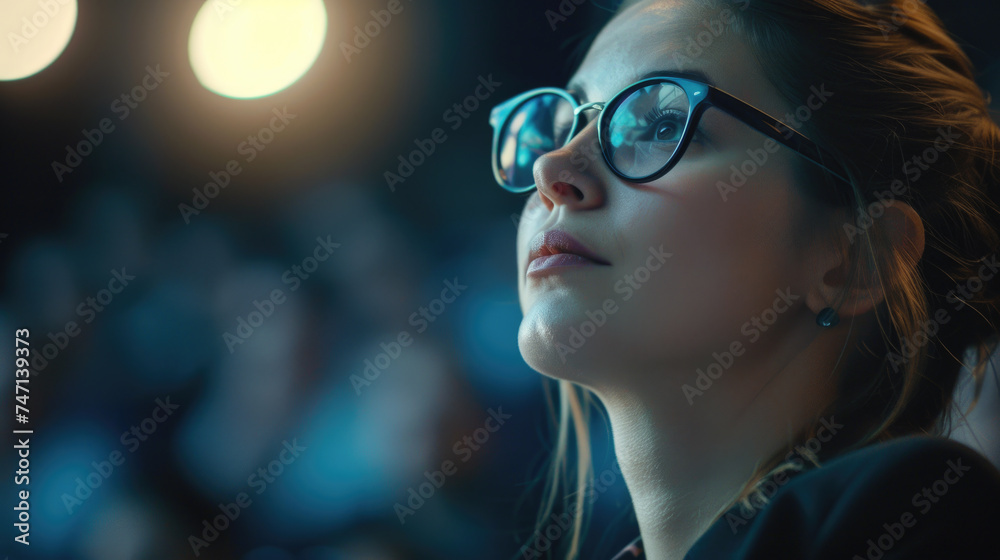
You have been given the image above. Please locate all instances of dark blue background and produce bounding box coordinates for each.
[1,1,997,559]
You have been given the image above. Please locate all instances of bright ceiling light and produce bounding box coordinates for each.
[0,0,78,81]
[188,0,327,99]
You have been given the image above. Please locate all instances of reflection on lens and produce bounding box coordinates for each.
[606,82,689,179]
[497,93,575,189]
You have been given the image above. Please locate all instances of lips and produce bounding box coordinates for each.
[527,230,610,274]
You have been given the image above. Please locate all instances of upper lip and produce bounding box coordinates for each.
[528,229,610,266]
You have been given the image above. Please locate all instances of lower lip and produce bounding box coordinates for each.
[527,254,605,276]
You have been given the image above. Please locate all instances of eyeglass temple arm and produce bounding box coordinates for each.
[704,88,852,186]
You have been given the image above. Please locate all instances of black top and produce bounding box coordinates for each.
[610,436,1000,559]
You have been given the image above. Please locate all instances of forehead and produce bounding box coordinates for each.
[570,0,773,110]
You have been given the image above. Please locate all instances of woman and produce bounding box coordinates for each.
[490,0,1000,558]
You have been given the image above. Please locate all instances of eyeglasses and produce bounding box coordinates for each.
[489,75,851,194]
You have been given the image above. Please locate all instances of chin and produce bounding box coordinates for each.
[516,299,618,385]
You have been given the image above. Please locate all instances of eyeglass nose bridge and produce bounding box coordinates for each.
[574,101,606,116]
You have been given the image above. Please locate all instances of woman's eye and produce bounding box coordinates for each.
[642,108,686,143]
[655,120,681,141]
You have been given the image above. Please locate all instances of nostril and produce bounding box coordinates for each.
[552,181,584,200]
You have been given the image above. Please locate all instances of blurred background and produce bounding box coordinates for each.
[1,1,998,559]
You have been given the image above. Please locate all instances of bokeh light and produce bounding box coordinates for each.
[0,0,77,81]
[188,0,327,99]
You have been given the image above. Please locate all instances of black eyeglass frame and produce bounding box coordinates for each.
[489,76,852,194]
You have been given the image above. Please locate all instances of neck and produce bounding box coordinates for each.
[590,320,849,560]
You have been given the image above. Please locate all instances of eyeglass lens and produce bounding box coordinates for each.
[606,81,689,179]
[495,81,691,189]
[496,93,576,190]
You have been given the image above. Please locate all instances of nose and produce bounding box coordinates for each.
[531,114,608,212]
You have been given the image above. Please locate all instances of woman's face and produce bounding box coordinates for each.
[516,0,831,391]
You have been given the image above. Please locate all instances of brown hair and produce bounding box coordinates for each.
[526,0,1000,558]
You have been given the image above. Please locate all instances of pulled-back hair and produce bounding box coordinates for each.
[526,1,1000,558]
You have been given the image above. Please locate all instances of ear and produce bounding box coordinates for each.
[804,202,925,321]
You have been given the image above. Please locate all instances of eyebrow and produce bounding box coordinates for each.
[567,68,717,102]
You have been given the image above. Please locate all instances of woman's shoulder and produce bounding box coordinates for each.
[785,434,1000,501]
[685,435,1000,559]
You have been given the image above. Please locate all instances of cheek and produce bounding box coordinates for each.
[665,146,803,263]
[609,157,804,358]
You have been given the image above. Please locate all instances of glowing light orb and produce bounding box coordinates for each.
[188,0,327,99]
[0,0,78,81]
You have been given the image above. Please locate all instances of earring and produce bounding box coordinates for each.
[816,307,839,328]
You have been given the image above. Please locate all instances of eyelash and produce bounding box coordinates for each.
[643,106,667,121]
[642,107,692,136]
